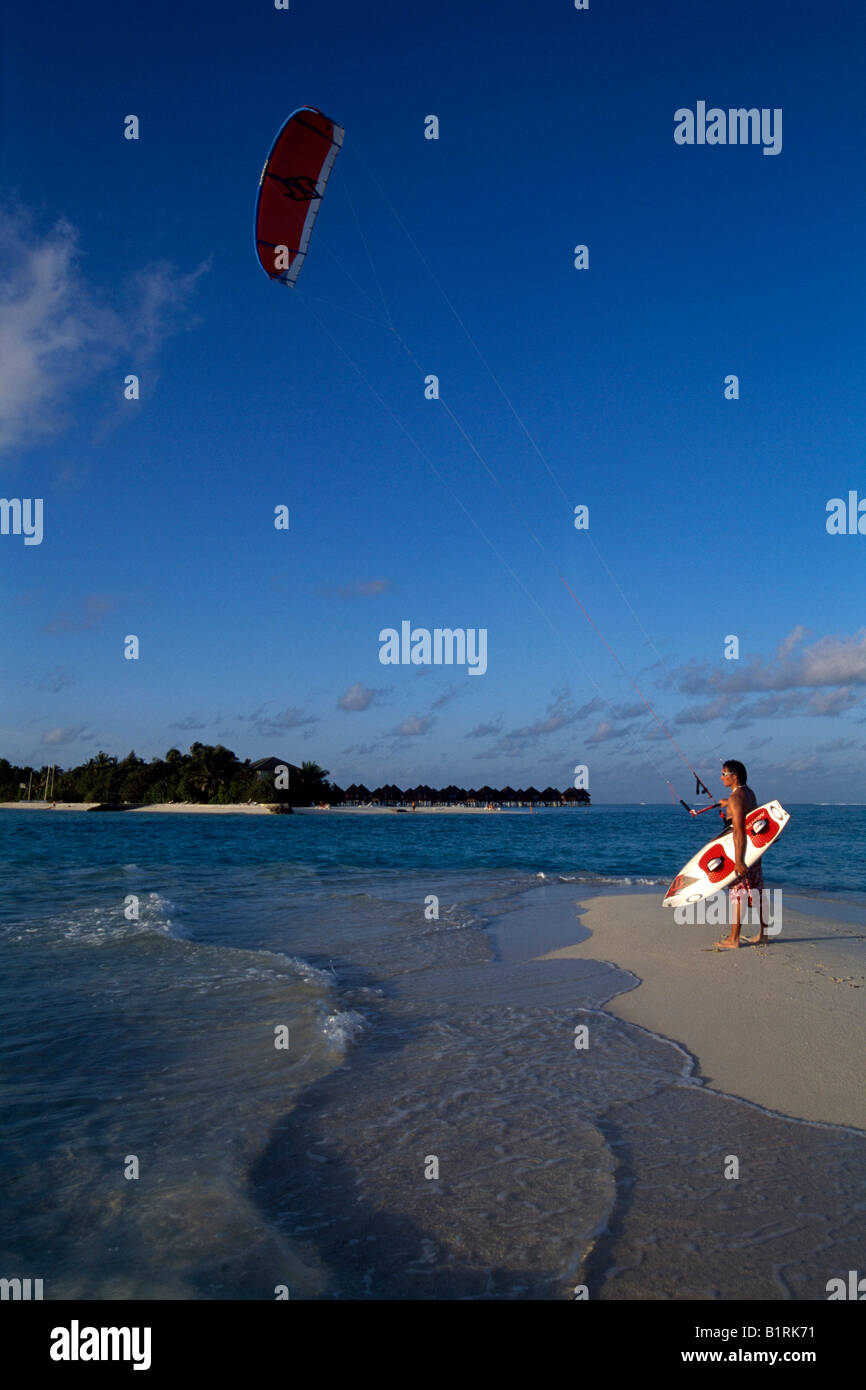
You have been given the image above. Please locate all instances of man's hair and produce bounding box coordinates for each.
[723,759,748,785]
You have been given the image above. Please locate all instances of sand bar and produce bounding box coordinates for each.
[538,891,866,1131]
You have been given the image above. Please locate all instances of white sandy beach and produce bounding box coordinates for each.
[538,891,866,1131]
[0,801,276,814]
[291,804,530,814]
[0,801,532,815]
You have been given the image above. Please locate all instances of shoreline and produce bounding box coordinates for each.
[536,888,866,1131]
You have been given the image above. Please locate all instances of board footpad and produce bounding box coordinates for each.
[746,807,781,847]
[698,846,735,882]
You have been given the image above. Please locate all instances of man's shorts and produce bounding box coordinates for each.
[729,859,764,907]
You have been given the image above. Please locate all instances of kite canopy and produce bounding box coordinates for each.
[255,106,344,287]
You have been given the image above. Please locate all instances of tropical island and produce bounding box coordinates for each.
[0,745,591,810]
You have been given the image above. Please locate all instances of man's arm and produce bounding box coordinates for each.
[730,789,748,875]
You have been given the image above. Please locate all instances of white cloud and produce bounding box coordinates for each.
[676,628,866,696]
[0,205,207,454]
[805,687,863,716]
[479,694,602,758]
[338,682,385,712]
[34,666,76,693]
[675,694,735,725]
[465,719,503,739]
[254,707,317,734]
[392,715,432,736]
[586,719,629,744]
[42,725,89,745]
[800,632,866,688]
[44,593,116,634]
[777,625,810,662]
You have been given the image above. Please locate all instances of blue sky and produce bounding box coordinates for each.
[1,0,865,801]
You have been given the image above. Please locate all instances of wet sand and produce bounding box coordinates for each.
[538,891,866,1130]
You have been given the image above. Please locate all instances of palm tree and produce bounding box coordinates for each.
[301,760,330,783]
[293,761,331,805]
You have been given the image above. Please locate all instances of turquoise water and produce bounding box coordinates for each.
[1,805,863,1299]
[2,802,864,889]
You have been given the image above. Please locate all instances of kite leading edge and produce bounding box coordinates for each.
[254,106,344,287]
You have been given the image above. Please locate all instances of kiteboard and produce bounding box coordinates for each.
[663,801,789,909]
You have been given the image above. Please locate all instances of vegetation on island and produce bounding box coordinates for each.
[0,747,330,808]
[0,746,591,808]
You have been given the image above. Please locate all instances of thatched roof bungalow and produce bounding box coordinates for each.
[249,756,302,780]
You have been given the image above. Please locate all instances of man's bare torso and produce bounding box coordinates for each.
[723,783,757,828]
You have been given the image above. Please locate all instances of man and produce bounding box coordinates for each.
[714,759,771,949]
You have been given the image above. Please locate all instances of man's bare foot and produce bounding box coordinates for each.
[714,937,740,949]
[744,933,770,944]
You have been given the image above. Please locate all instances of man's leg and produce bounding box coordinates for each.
[744,868,770,942]
[715,891,742,948]
[744,888,770,943]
